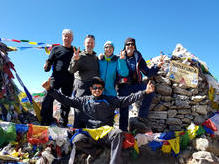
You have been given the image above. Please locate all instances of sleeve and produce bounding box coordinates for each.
[48,89,83,110]
[139,56,159,78]
[68,57,80,74]
[109,91,146,108]
[47,46,56,65]
[117,58,129,77]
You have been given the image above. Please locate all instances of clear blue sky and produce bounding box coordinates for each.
[1,0,219,93]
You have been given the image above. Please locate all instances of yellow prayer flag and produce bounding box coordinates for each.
[134,140,139,154]
[45,47,50,54]
[29,42,37,45]
[32,100,41,122]
[83,126,113,140]
[187,123,199,140]
[168,137,180,154]
[161,144,171,153]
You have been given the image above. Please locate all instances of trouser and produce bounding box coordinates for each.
[118,83,154,131]
[41,76,73,126]
[69,128,124,164]
[73,79,92,128]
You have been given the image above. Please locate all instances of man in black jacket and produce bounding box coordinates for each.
[42,76,155,164]
[40,29,74,126]
[68,34,99,128]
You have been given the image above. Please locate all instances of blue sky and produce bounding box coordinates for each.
[1,0,219,93]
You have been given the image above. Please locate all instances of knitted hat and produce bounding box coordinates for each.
[104,41,114,49]
[123,37,136,50]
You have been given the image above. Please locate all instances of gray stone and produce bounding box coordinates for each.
[148,111,167,120]
[154,76,171,85]
[169,125,182,131]
[151,94,161,104]
[173,87,192,96]
[175,115,185,119]
[194,115,206,125]
[192,105,208,115]
[156,84,172,96]
[161,96,172,102]
[178,109,191,115]
[200,99,210,105]
[167,110,177,118]
[152,103,167,111]
[185,114,193,120]
[190,88,199,95]
[166,118,182,125]
[163,102,172,108]
[175,99,191,108]
[191,95,206,102]
[182,118,191,124]
[173,94,189,100]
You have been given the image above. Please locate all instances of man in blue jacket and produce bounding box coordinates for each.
[42,76,155,164]
[118,37,164,131]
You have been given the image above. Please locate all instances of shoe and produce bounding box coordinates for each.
[129,117,151,133]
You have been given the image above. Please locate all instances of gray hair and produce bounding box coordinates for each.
[62,29,73,36]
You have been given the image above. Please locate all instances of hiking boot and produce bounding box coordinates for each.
[129,117,151,133]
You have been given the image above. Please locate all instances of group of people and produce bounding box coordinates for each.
[40,29,164,163]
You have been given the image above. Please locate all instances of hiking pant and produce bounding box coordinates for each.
[41,76,73,126]
[118,82,154,131]
[73,79,92,128]
[69,128,124,164]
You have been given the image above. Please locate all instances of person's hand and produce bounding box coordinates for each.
[120,50,126,59]
[42,78,51,91]
[98,53,104,60]
[73,47,80,60]
[157,55,165,68]
[145,80,155,94]
[44,61,51,72]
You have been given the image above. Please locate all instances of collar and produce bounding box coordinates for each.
[104,55,113,61]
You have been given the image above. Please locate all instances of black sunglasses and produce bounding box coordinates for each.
[92,86,103,90]
[126,43,135,46]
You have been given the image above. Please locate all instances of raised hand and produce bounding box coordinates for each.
[73,47,80,60]
[120,50,126,59]
[42,78,51,91]
[145,80,155,94]
[44,61,51,72]
[98,53,104,60]
[158,55,165,68]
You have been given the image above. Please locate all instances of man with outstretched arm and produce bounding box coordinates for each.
[42,76,154,164]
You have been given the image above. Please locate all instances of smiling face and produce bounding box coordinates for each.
[104,44,114,57]
[125,42,135,56]
[62,33,73,48]
[84,37,95,54]
[90,84,104,97]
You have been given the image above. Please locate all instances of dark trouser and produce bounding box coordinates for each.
[70,128,124,164]
[118,83,154,131]
[40,76,73,126]
[73,79,92,128]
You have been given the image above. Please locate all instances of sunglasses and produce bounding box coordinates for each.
[92,86,103,90]
[126,43,135,46]
[104,46,113,49]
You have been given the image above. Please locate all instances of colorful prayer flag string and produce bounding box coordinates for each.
[0,37,60,54]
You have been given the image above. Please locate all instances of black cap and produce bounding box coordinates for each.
[123,37,137,50]
[90,76,105,88]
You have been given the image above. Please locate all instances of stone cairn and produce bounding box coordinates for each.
[130,43,218,132]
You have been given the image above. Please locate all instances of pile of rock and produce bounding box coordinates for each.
[130,44,219,132]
